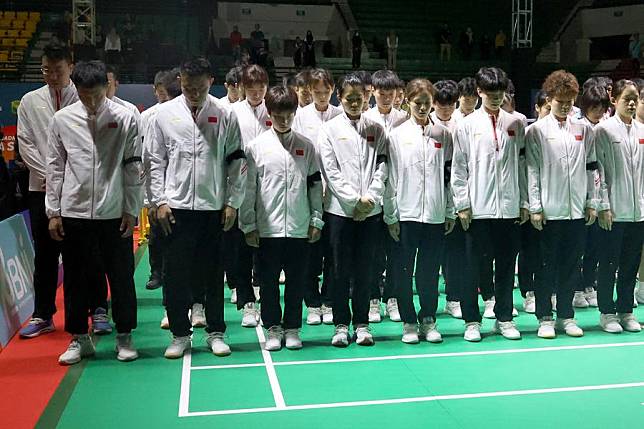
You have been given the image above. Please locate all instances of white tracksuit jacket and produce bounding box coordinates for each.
[292,102,343,146]
[232,99,272,148]
[239,128,324,238]
[45,98,142,219]
[364,106,408,134]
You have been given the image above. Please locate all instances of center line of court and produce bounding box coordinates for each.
[190,340,644,371]
[256,326,286,408]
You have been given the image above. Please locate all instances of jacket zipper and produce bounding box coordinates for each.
[490,114,502,217]
[421,125,427,221]
[564,125,572,219]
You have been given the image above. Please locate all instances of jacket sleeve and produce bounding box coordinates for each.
[383,134,399,225]
[45,116,66,218]
[584,127,600,210]
[366,128,389,205]
[224,109,247,209]
[122,114,143,218]
[307,144,325,230]
[525,125,543,214]
[517,123,530,210]
[593,127,611,212]
[443,129,456,220]
[450,123,471,212]
[318,127,361,208]
[17,97,47,185]
[146,115,169,207]
[238,143,257,234]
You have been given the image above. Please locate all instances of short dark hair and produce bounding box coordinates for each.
[308,68,334,88]
[630,77,644,93]
[433,80,460,104]
[180,56,212,78]
[71,61,108,89]
[542,70,579,99]
[161,67,182,98]
[339,73,364,97]
[598,76,613,88]
[458,77,477,97]
[265,85,298,113]
[242,64,269,87]
[582,77,601,93]
[580,85,610,115]
[611,79,637,100]
[295,69,310,88]
[371,69,399,90]
[534,89,548,108]
[225,66,243,85]
[396,78,406,90]
[42,44,72,63]
[106,64,119,81]
[475,67,509,92]
[355,70,372,87]
[282,73,296,88]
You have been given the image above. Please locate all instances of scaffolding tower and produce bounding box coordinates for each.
[72,0,96,46]
[512,0,533,48]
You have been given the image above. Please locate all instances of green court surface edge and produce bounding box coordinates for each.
[50,248,644,429]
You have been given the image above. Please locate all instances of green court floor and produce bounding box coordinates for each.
[41,247,644,428]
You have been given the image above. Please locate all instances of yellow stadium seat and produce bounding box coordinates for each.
[19,29,32,38]
[7,29,19,38]
[0,19,11,29]
[0,30,6,37]
[11,20,24,29]
[4,11,15,20]
[29,12,41,22]
[15,38,27,47]
[0,52,8,62]
[2,38,14,46]
[25,21,36,31]
[16,12,28,20]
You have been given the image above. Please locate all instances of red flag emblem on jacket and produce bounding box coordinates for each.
[639,138,644,145]
[296,149,304,156]
[575,135,583,141]
[208,116,217,123]
[266,120,272,127]
[108,122,118,129]
[508,130,515,137]
[367,135,375,142]
[434,142,442,149]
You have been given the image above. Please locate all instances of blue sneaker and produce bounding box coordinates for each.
[92,308,113,335]
[19,318,55,338]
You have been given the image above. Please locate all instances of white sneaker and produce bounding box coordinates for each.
[115,333,139,361]
[165,336,191,359]
[306,307,322,325]
[551,295,557,311]
[600,314,623,334]
[279,270,286,284]
[253,286,261,301]
[494,320,521,340]
[618,313,642,332]
[368,299,382,323]
[191,303,207,328]
[284,329,303,349]
[557,318,584,337]
[401,323,419,344]
[331,324,349,347]
[206,332,231,356]
[636,285,644,305]
[385,298,401,322]
[241,302,260,327]
[464,322,482,342]
[573,291,589,308]
[483,298,496,319]
[321,305,333,325]
[523,291,536,313]
[537,318,556,339]
[264,326,283,351]
[59,335,95,365]
[445,301,463,319]
[230,288,237,305]
[420,317,442,343]
[512,307,519,317]
[160,310,170,329]
[354,324,374,346]
[584,287,598,307]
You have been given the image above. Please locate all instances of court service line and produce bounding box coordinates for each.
[181,381,644,417]
[177,347,193,417]
[190,341,644,371]
[256,326,286,408]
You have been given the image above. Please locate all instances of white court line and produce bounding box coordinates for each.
[181,381,644,417]
[189,341,644,371]
[178,347,193,417]
[256,326,286,408]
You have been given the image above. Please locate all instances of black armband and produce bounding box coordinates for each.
[225,149,246,165]
[123,156,142,165]
[307,171,322,187]
[376,154,388,165]
[586,161,598,171]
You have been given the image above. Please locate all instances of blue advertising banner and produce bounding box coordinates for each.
[0,214,35,348]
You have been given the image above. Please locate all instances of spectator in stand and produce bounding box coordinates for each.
[250,24,265,64]
[293,36,304,69]
[352,31,362,69]
[629,33,641,71]
[480,33,492,60]
[460,27,474,60]
[495,30,507,59]
[440,24,452,62]
[230,25,243,64]
[387,30,398,70]
[303,30,316,68]
[95,25,105,60]
[105,27,122,65]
